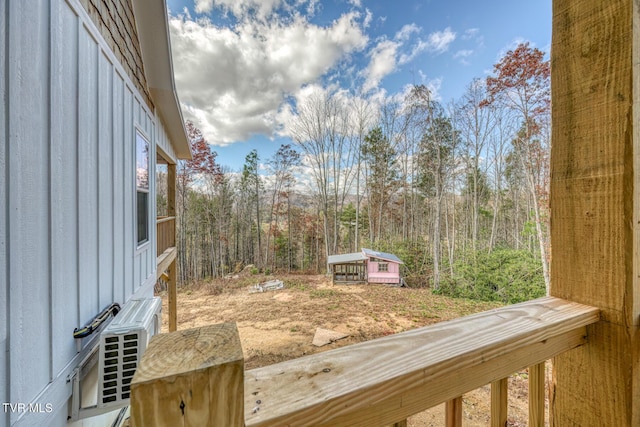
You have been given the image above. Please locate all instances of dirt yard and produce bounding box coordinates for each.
[158,273,549,426]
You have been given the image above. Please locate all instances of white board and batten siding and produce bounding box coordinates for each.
[156,114,178,164]
[1,0,171,425]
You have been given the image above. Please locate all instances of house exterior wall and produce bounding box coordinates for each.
[156,113,178,164]
[78,0,153,110]
[1,0,8,417]
[367,261,401,284]
[2,0,169,425]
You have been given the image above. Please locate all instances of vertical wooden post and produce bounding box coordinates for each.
[168,259,177,332]
[167,162,177,332]
[551,0,640,425]
[528,363,545,427]
[167,163,176,219]
[491,378,508,427]
[445,396,462,427]
[131,323,244,426]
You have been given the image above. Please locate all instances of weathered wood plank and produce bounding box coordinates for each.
[130,323,244,427]
[551,0,640,425]
[528,363,545,427]
[244,297,598,427]
[445,397,462,427]
[490,378,507,427]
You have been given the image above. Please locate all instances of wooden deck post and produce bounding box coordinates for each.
[130,323,244,426]
[167,163,176,221]
[490,378,507,427]
[167,162,177,331]
[168,259,177,332]
[445,397,462,427]
[551,0,640,425]
[528,363,545,427]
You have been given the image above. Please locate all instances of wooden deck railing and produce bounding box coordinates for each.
[156,216,175,256]
[130,297,599,427]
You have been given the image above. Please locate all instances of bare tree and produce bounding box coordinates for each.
[457,79,498,252]
[290,89,359,268]
[485,42,551,292]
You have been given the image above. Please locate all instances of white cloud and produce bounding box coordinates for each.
[425,27,456,54]
[362,39,400,93]
[169,12,368,146]
[462,28,479,40]
[395,23,419,41]
[363,8,373,28]
[194,0,283,20]
[361,24,454,92]
[348,0,362,7]
[453,49,473,65]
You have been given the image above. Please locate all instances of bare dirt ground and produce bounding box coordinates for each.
[158,273,549,426]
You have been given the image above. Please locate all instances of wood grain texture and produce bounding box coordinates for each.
[528,363,544,427]
[445,397,462,427]
[244,297,598,427]
[551,0,640,425]
[131,323,244,427]
[551,0,635,326]
[490,379,507,427]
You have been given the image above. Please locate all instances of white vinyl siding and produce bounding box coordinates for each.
[1,0,166,425]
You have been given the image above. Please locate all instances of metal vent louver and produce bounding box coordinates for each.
[97,297,161,409]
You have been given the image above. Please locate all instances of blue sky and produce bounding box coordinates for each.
[166,0,551,171]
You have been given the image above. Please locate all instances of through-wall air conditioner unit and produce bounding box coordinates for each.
[97,297,162,409]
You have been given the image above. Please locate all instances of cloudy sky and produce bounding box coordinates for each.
[166,0,551,170]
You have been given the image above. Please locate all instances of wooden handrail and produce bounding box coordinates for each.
[156,215,175,224]
[244,297,598,427]
[130,297,599,426]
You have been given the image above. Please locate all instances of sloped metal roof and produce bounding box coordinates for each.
[362,248,403,264]
[327,252,367,264]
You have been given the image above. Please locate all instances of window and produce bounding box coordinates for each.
[136,130,150,246]
[378,263,388,272]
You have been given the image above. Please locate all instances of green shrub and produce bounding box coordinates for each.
[436,249,545,304]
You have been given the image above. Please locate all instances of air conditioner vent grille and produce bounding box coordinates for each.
[97,297,160,409]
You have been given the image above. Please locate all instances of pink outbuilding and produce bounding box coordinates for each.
[328,248,404,285]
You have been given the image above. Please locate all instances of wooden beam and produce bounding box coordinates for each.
[130,323,244,427]
[490,378,507,427]
[244,297,598,427]
[167,163,176,218]
[168,259,177,332]
[528,363,545,427]
[445,397,462,427]
[156,246,177,279]
[551,0,640,425]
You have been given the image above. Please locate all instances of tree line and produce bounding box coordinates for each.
[159,43,550,302]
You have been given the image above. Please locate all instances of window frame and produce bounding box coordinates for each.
[135,127,151,250]
[378,263,389,272]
